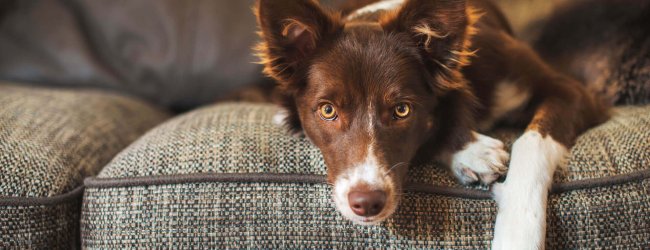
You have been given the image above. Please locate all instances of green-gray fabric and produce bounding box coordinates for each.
[99,104,325,178]
[82,180,649,249]
[2,200,81,249]
[0,83,169,248]
[0,84,170,197]
[99,103,650,185]
[83,103,650,248]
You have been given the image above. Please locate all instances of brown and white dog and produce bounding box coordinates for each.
[254,0,608,248]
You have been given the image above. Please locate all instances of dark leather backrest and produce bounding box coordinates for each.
[0,0,261,111]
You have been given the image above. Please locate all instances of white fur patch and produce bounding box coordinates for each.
[346,0,405,20]
[333,145,389,225]
[491,131,568,250]
[479,81,531,131]
[272,109,288,126]
[451,132,509,185]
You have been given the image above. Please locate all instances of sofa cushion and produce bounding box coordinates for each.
[82,103,650,248]
[0,83,169,248]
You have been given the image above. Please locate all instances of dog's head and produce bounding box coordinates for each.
[255,0,478,225]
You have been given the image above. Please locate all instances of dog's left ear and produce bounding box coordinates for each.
[382,0,478,89]
[255,0,342,91]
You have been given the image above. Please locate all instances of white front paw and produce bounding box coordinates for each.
[451,133,509,185]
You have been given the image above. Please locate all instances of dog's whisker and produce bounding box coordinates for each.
[385,162,408,176]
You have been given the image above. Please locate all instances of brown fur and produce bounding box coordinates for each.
[254,0,608,225]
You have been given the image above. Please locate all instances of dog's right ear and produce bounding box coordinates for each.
[255,0,342,91]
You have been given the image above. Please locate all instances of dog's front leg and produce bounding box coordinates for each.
[491,127,567,250]
[487,31,607,249]
[488,82,607,249]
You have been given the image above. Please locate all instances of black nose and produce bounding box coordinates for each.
[348,190,387,217]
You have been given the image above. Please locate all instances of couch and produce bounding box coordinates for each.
[1,0,648,249]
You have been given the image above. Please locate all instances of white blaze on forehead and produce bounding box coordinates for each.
[368,102,375,136]
[363,100,381,185]
[344,100,382,188]
[332,102,388,223]
[333,143,387,224]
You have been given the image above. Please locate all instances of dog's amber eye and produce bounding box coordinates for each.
[394,103,411,119]
[319,103,338,121]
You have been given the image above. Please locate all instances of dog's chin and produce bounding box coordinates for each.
[348,212,392,226]
[333,194,399,226]
[350,217,384,226]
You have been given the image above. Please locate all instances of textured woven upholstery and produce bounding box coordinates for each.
[82,103,650,248]
[0,84,169,248]
[1,197,82,248]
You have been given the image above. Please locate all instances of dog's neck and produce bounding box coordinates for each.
[345,0,405,21]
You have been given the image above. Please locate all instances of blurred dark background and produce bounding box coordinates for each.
[0,0,570,112]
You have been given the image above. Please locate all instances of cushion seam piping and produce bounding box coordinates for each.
[84,169,650,200]
[1,169,647,205]
[0,185,85,206]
